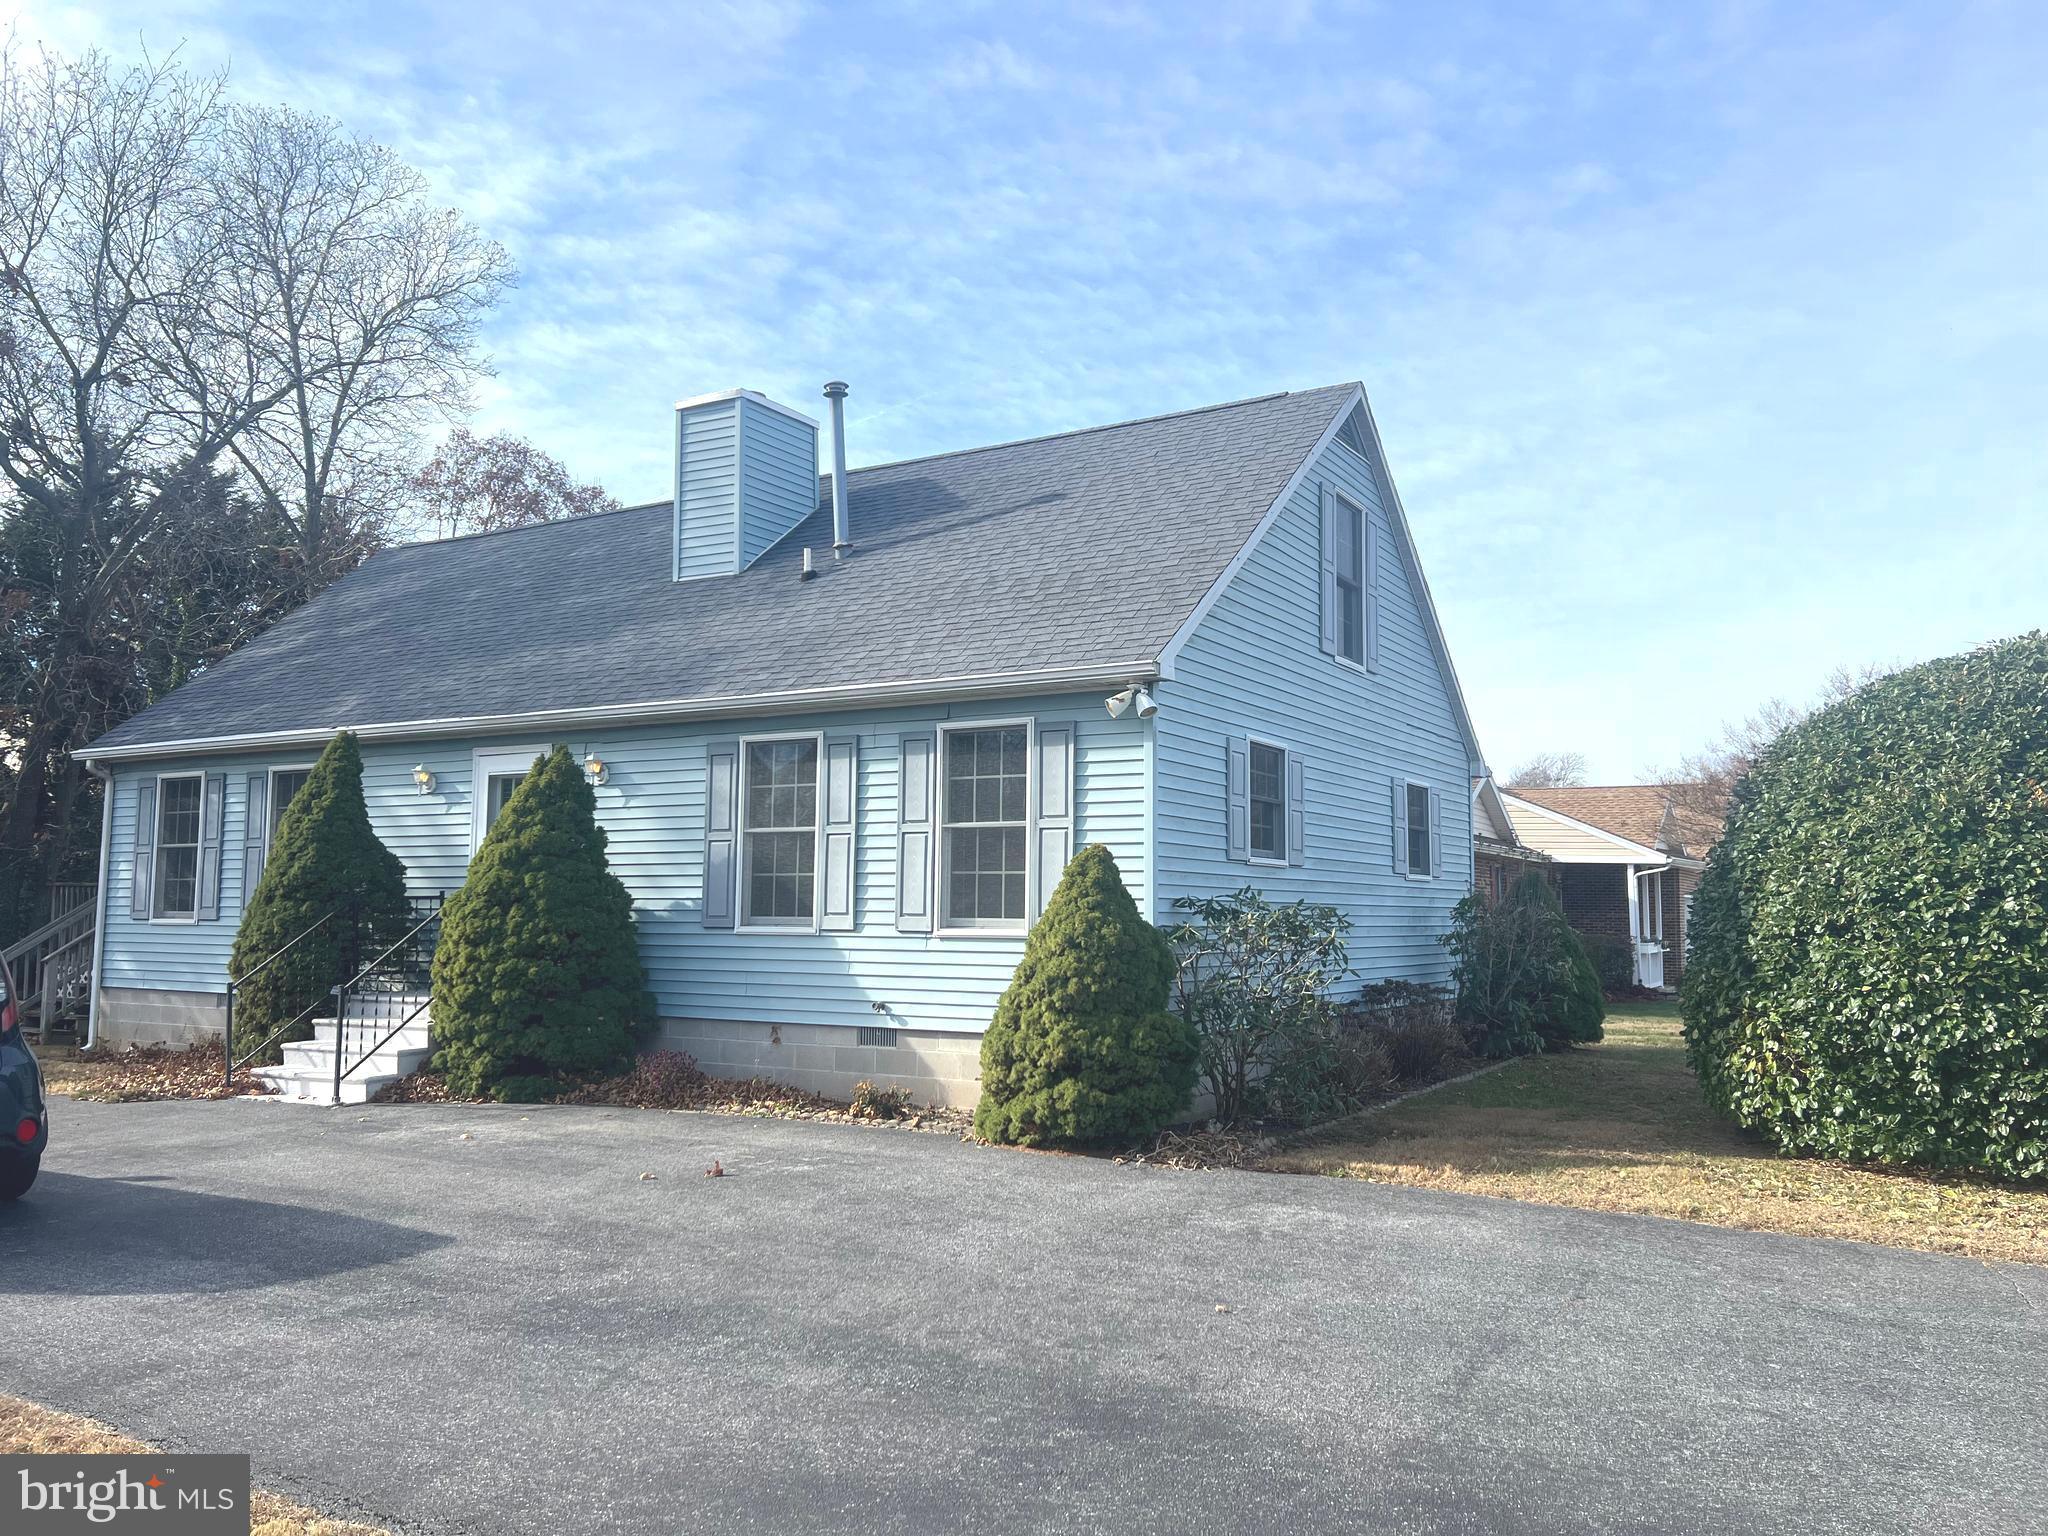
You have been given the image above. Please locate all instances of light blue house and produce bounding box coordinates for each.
[78,381,1485,1105]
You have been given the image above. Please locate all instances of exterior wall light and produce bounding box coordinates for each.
[1105,685,1159,719]
[412,764,437,795]
[583,753,609,787]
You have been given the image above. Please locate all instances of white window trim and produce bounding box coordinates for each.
[470,744,551,852]
[1329,488,1369,674]
[934,716,1035,940]
[735,729,825,936]
[266,762,318,847]
[1247,736,1291,867]
[1402,777,1434,881]
[149,770,205,924]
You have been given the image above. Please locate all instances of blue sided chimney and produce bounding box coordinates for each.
[672,389,821,581]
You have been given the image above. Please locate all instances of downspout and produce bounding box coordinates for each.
[83,760,114,1051]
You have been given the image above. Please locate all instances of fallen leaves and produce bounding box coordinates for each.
[39,1044,273,1103]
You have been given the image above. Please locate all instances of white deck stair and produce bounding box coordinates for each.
[253,996,432,1105]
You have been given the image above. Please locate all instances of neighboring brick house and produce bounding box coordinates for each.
[1499,786,1721,989]
[1470,775,1555,906]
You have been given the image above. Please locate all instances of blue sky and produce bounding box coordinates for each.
[10,1,2045,779]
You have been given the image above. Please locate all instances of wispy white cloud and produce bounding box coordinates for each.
[4,0,2044,776]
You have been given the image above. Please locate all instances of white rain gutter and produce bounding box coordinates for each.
[75,659,1164,764]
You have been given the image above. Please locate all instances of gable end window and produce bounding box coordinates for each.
[1406,781,1433,878]
[153,774,204,919]
[940,724,1029,931]
[1249,741,1287,862]
[741,736,821,929]
[1333,497,1365,665]
[1319,485,1379,671]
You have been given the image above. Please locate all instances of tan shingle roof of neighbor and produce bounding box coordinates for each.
[1508,785,1722,858]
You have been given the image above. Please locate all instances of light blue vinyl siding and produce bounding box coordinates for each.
[673,397,739,580]
[98,694,1147,1035]
[1155,433,1473,986]
[674,394,820,580]
[736,397,819,568]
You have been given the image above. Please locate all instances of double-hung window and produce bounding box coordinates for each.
[268,765,314,846]
[153,774,204,919]
[741,737,820,929]
[1333,494,1365,665]
[1249,741,1288,863]
[940,724,1029,932]
[1405,781,1432,878]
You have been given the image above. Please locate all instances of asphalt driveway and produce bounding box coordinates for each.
[2,1099,2043,1536]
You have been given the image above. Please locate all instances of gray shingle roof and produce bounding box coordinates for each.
[88,384,1357,753]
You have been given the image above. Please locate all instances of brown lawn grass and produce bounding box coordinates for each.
[1267,1002,2048,1265]
[0,1396,390,1535]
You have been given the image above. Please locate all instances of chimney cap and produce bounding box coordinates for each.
[823,380,849,399]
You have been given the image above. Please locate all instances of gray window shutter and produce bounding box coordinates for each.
[1317,484,1340,656]
[243,772,270,901]
[197,772,227,920]
[1287,756,1306,868]
[896,732,935,933]
[1226,737,1250,862]
[702,739,739,929]
[1365,514,1382,673]
[820,735,858,932]
[1031,724,1075,920]
[1391,777,1408,875]
[1429,786,1443,879]
[130,781,156,919]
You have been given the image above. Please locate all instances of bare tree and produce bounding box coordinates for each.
[0,46,238,926]
[1506,750,1588,789]
[411,427,618,539]
[0,46,515,934]
[191,103,515,591]
[1660,664,1891,823]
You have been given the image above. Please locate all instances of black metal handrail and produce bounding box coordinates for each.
[331,896,445,1101]
[224,911,338,1088]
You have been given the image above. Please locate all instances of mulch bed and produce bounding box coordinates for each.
[37,1043,275,1103]
[373,1052,976,1136]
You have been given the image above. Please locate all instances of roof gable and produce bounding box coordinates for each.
[1505,785,1722,859]
[88,385,1360,754]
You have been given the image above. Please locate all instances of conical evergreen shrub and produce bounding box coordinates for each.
[229,732,411,1061]
[431,745,653,1101]
[974,843,1197,1146]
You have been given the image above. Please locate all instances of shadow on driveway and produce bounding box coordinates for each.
[0,1173,452,1297]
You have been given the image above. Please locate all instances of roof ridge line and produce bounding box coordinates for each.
[834,383,1359,479]
[390,498,670,553]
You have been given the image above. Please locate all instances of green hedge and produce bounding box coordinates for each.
[975,844,1196,1146]
[1681,633,2048,1179]
[430,745,653,1100]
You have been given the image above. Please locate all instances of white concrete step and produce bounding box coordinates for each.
[280,1038,433,1079]
[307,1019,432,1053]
[252,1063,401,1106]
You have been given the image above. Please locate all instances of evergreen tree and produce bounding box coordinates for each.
[1444,871,1605,1058]
[229,732,411,1060]
[975,844,1197,1146]
[431,745,652,1100]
